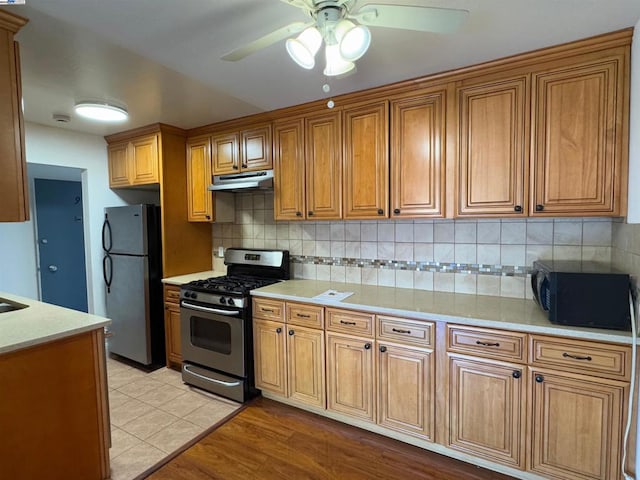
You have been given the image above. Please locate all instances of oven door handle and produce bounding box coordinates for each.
[181,301,241,316]
[182,364,241,387]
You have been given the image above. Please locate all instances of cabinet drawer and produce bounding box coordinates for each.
[326,308,374,336]
[530,335,631,380]
[163,285,181,305]
[253,298,285,321]
[377,316,433,348]
[447,325,527,362]
[287,302,324,329]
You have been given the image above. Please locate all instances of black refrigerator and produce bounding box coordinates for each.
[102,204,165,366]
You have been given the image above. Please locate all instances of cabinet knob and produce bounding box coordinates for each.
[276,327,282,334]
[512,370,521,379]
[514,205,522,213]
[535,375,544,383]
[377,209,384,215]
[308,211,314,216]
[232,165,239,170]
[242,163,248,168]
[393,208,400,215]
[379,345,387,353]
[535,204,544,212]
[364,343,372,350]
[295,211,302,217]
[205,215,211,220]
[288,329,295,336]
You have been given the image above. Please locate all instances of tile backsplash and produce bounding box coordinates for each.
[212,192,615,299]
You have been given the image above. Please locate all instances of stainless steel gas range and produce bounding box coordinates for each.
[179,248,289,402]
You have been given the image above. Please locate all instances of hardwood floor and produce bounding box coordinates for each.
[147,397,515,480]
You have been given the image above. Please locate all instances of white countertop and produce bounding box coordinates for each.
[0,292,111,355]
[162,270,226,286]
[251,280,634,344]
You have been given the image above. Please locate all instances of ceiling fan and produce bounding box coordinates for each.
[222,0,469,76]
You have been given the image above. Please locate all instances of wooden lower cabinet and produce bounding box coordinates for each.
[253,319,287,396]
[326,332,375,421]
[377,342,434,441]
[529,368,627,480]
[163,285,182,369]
[447,355,526,469]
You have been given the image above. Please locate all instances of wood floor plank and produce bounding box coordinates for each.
[146,397,515,480]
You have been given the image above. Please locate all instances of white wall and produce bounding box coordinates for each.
[626,19,640,223]
[0,122,155,316]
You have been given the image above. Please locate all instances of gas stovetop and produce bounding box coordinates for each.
[184,275,281,296]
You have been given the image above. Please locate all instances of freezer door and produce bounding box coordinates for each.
[106,254,152,365]
[104,205,148,255]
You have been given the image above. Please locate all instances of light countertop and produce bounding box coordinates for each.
[162,270,226,286]
[0,292,111,355]
[251,280,634,344]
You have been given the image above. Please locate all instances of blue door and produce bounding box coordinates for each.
[34,179,88,312]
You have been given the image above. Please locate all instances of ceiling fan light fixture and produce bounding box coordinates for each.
[323,44,355,77]
[339,24,371,62]
[74,101,128,122]
[285,26,322,69]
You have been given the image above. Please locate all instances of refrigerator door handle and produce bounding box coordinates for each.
[102,215,112,252]
[103,253,113,293]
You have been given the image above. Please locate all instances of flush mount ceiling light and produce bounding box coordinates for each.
[222,1,469,77]
[74,101,128,122]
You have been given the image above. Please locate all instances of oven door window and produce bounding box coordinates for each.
[190,315,232,354]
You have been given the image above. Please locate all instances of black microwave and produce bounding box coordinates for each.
[531,260,631,331]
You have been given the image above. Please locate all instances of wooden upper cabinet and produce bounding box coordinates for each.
[306,110,342,220]
[531,55,626,216]
[457,76,529,217]
[107,142,130,188]
[130,134,159,185]
[0,11,28,222]
[107,134,160,187]
[186,135,213,222]
[343,101,389,219]
[211,132,239,174]
[212,123,272,175]
[390,88,447,218]
[274,118,305,220]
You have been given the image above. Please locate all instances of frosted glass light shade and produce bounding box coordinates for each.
[286,27,322,69]
[74,102,128,121]
[339,24,371,62]
[323,44,355,76]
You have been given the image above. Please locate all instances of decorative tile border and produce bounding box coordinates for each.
[290,255,531,277]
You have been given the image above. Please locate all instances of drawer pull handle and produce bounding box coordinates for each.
[261,308,275,313]
[476,341,500,347]
[392,328,411,334]
[297,313,311,318]
[562,352,592,361]
[340,320,357,325]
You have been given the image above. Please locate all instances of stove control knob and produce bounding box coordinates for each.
[219,297,226,304]
[191,293,198,300]
[227,298,235,306]
[184,292,192,298]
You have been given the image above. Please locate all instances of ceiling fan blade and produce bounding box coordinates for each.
[279,0,315,10]
[222,21,311,61]
[353,4,469,33]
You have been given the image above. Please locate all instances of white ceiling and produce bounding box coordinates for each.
[3,0,640,137]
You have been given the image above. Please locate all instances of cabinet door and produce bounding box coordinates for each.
[305,111,342,219]
[274,119,305,220]
[377,343,434,441]
[390,89,446,218]
[241,124,272,172]
[287,325,325,408]
[448,355,526,469]
[107,142,130,187]
[186,136,213,222]
[343,101,389,219]
[457,76,529,216]
[164,303,182,368]
[253,319,287,396]
[212,132,239,175]
[326,332,374,421]
[529,368,626,480]
[130,134,159,185]
[531,57,623,215]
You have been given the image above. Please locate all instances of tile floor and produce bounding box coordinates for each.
[107,357,241,480]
